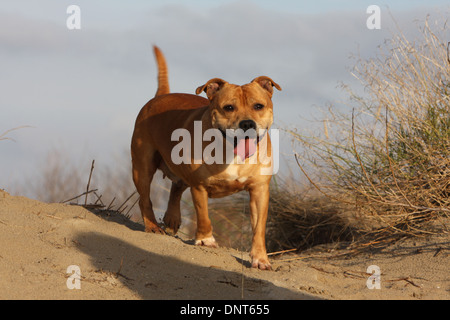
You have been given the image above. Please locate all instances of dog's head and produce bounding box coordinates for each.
[196,76,281,161]
[196,76,281,134]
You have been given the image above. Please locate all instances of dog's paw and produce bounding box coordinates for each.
[163,215,181,236]
[164,226,177,236]
[251,254,272,271]
[144,223,166,235]
[195,236,218,248]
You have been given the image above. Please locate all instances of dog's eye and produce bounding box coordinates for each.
[223,105,235,112]
[254,104,264,110]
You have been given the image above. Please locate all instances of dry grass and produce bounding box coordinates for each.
[290,17,449,250]
[203,178,357,254]
[266,180,356,253]
[21,148,165,219]
[31,148,85,204]
[0,126,31,142]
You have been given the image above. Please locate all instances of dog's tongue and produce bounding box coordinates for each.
[234,138,257,161]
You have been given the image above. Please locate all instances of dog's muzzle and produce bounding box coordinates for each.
[218,124,267,161]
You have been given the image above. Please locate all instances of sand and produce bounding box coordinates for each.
[0,189,448,300]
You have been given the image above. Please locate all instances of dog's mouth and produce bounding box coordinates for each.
[235,136,257,160]
[218,128,267,161]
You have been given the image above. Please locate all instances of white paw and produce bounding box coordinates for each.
[195,236,218,248]
[251,258,272,270]
[250,251,272,270]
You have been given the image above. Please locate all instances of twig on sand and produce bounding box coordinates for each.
[61,189,98,204]
[267,248,298,256]
[114,257,134,281]
[386,277,422,288]
[85,160,95,206]
[106,197,116,211]
[117,191,137,213]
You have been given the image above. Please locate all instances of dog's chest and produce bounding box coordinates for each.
[204,164,251,198]
[222,164,249,183]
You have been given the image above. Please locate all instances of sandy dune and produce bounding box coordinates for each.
[0,189,448,300]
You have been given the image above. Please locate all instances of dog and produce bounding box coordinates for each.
[131,46,281,270]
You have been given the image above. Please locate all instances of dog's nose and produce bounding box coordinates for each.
[239,120,257,131]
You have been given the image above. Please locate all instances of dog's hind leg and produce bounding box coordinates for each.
[131,144,164,234]
[163,180,187,235]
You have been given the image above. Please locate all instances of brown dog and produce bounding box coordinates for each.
[131,46,281,270]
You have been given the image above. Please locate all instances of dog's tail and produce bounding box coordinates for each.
[153,45,170,97]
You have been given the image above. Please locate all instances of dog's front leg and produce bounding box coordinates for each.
[191,185,218,247]
[248,183,271,270]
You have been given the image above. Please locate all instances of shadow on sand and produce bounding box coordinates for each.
[74,221,317,299]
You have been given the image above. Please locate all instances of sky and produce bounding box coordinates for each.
[0,0,449,198]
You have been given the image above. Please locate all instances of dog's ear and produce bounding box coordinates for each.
[251,76,282,96]
[196,78,228,100]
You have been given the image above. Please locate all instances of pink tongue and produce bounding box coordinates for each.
[234,138,257,161]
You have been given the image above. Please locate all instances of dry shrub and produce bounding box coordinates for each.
[32,148,84,203]
[22,148,169,221]
[266,181,356,253]
[205,180,357,253]
[291,17,450,249]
